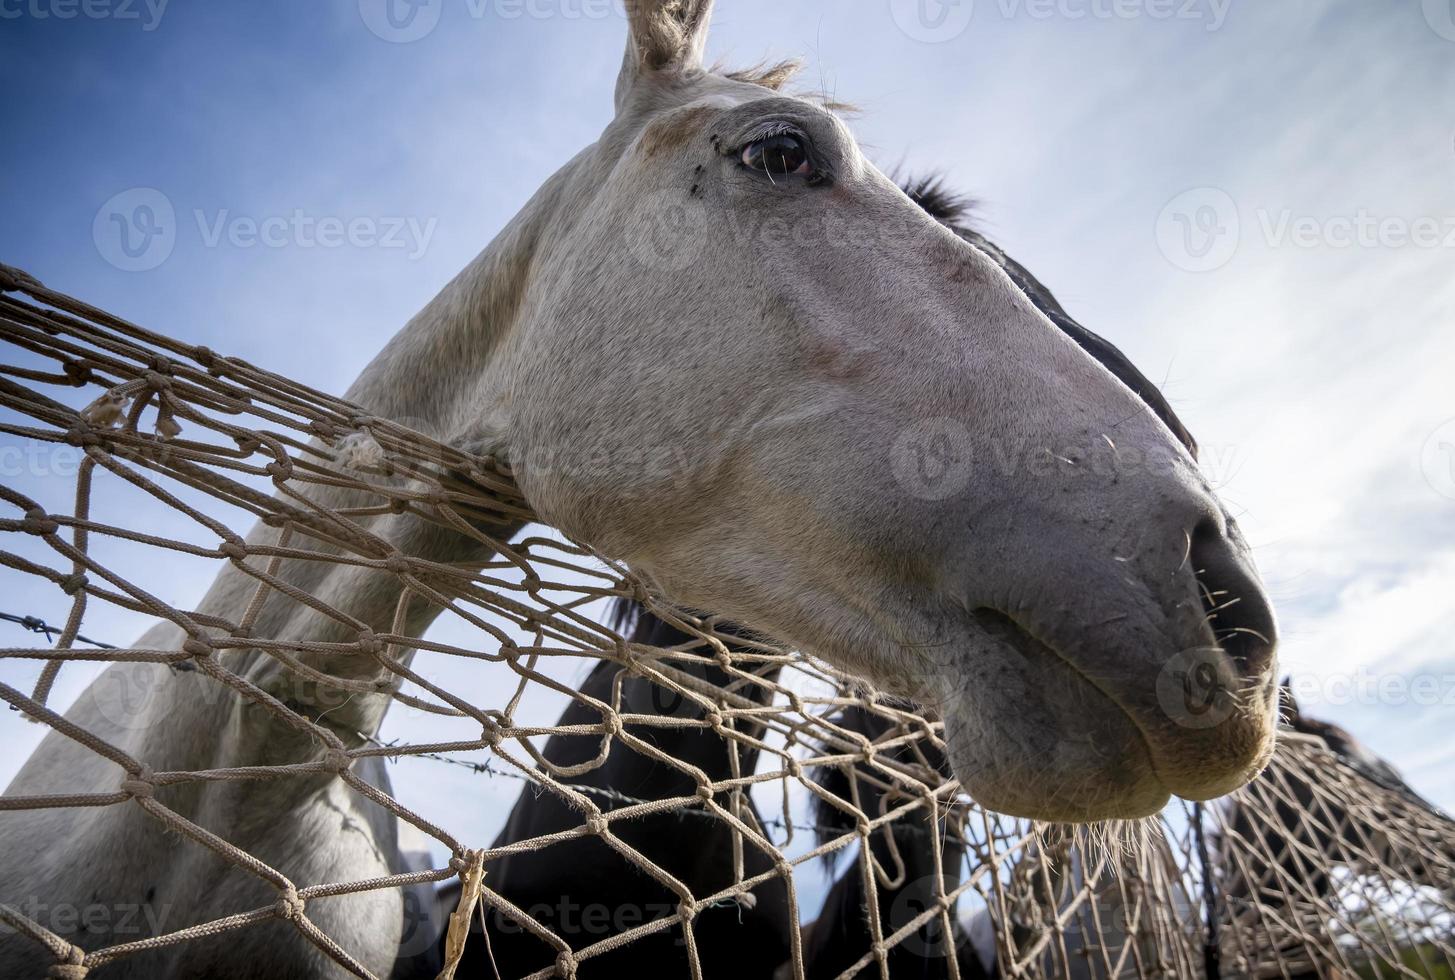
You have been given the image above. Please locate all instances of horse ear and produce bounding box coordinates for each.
[615,0,715,110]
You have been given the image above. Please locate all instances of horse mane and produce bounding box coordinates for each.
[898,173,978,235]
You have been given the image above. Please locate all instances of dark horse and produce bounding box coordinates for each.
[1216,685,1455,978]
[445,605,794,979]
[438,179,1207,979]
[803,702,992,980]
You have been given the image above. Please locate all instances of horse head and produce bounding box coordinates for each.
[473,0,1280,822]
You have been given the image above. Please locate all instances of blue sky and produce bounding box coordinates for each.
[2,0,1453,871]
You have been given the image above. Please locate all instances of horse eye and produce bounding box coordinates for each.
[741,134,813,177]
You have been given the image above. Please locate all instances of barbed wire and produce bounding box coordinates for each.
[0,611,115,650]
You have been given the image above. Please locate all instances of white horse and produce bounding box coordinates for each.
[0,3,1280,977]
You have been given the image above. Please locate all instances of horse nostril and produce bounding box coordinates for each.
[1189,519,1278,677]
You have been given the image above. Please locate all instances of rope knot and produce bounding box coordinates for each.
[323,749,353,773]
[585,813,609,836]
[21,509,59,536]
[600,714,622,737]
[696,784,716,803]
[182,638,212,659]
[120,768,156,800]
[704,711,724,729]
[383,554,411,575]
[275,887,305,921]
[554,952,578,979]
[47,963,87,980]
[64,424,99,448]
[217,540,248,561]
[61,361,93,386]
[355,630,382,656]
[59,573,88,596]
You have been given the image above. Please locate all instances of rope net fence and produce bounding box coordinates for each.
[0,263,1451,979]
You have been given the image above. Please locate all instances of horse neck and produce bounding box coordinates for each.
[119,157,594,774]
